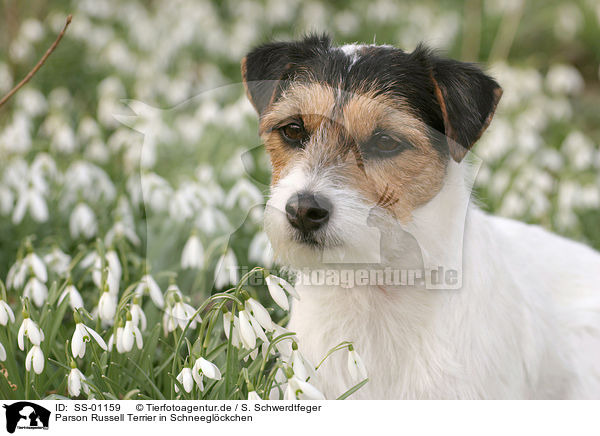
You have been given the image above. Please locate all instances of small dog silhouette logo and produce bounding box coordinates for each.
[2,402,50,433]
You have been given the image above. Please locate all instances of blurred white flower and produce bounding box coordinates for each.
[0,342,5,361]
[68,366,90,397]
[175,367,194,393]
[224,179,264,210]
[130,298,147,331]
[72,322,108,358]
[18,317,44,350]
[181,233,204,269]
[214,249,238,289]
[265,275,300,311]
[43,248,71,276]
[0,300,15,326]
[70,203,98,239]
[12,187,48,224]
[248,232,273,268]
[546,64,584,95]
[98,290,117,324]
[347,345,368,383]
[25,345,45,374]
[134,274,164,308]
[24,252,47,283]
[105,220,140,246]
[59,284,84,310]
[23,277,48,307]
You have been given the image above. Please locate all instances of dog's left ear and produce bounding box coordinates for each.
[414,46,503,162]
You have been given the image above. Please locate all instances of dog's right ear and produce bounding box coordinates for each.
[241,34,331,116]
[241,42,293,116]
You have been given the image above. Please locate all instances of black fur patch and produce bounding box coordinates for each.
[242,34,502,162]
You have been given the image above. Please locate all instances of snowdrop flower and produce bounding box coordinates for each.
[0,342,5,361]
[68,362,90,397]
[237,309,256,350]
[181,232,204,269]
[120,316,143,352]
[214,249,239,289]
[289,342,312,382]
[6,260,27,290]
[71,320,108,358]
[105,220,140,247]
[248,391,262,400]
[107,325,125,353]
[175,367,194,393]
[265,275,300,311]
[248,231,273,268]
[98,289,117,324]
[18,316,44,350]
[134,274,164,308]
[245,297,273,331]
[347,345,368,383]
[130,297,147,330]
[284,372,326,400]
[69,203,97,239]
[224,179,263,210]
[12,187,48,224]
[23,277,48,307]
[171,294,202,330]
[58,284,84,310]
[222,310,240,347]
[24,252,47,283]
[43,247,71,276]
[546,64,584,95]
[0,300,15,325]
[25,345,44,374]
[193,356,222,381]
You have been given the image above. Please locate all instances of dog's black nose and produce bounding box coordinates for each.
[285,192,331,233]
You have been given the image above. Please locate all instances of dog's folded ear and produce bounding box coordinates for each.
[414,46,503,162]
[241,34,331,116]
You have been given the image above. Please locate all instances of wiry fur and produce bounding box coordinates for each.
[244,36,600,399]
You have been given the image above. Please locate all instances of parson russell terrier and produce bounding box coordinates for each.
[241,34,600,399]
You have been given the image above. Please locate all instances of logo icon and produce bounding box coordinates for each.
[2,402,50,433]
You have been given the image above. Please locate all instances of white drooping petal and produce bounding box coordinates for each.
[18,321,26,350]
[238,310,256,349]
[59,285,84,310]
[68,368,83,397]
[26,345,45,374]
[69,202,97,239]
[82,324,107,351]
[131,304,147,330]
[121,321,134,352]
[24,277,48,307]
[291,350,309,382]
[143,275,164,308]
[265,275,289,311]
[71,324,85,358]
[247,391,262,400]
[98,292,117,323]
[290,376,326,400]
[347,349,368,383]
[194,357,221,380]
[246,298,273,331]
[0,342,5,361]
[248,313,269,344]
[0,300,15,325]
[181,234,204,269]
[26,252,47,282]
[176,368,194,393]
[133,325,143,349]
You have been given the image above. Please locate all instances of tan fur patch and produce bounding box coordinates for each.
[261,82,447,219]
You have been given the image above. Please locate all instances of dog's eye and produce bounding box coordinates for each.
[364,132,412,157]
[279,122,306,146]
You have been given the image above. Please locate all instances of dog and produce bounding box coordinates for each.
[241,34,600,399]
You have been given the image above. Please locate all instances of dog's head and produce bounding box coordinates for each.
[241,34,501,268]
